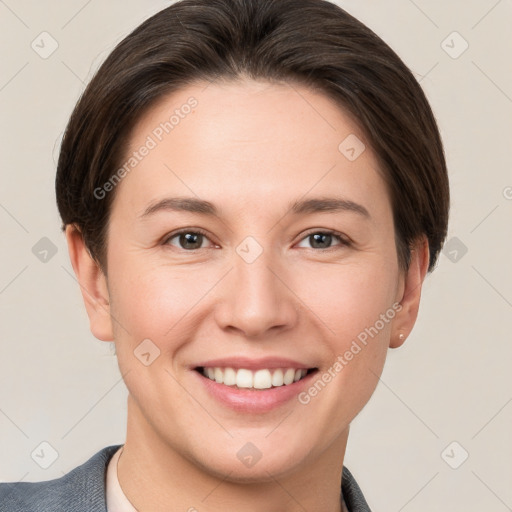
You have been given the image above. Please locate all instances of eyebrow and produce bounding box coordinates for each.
[139,196,370,220]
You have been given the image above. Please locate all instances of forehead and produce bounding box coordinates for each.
[113,79,389,219]
[129,78,366,157]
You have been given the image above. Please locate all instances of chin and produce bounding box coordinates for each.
[189,440,310,483]
[202,458,302,484]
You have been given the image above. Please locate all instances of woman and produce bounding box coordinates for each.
[0,0,449,510]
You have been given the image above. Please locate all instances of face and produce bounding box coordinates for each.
[92,79,413,480]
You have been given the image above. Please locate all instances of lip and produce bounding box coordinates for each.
[192,356,312,371]
[192,362,318,413]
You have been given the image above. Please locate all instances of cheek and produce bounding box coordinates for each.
[293,259,398,344]
[107,256,223,350]
[293,260,397,407]
[107,265,196,399]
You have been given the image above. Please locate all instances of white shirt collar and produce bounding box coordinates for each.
[106,446,138,512]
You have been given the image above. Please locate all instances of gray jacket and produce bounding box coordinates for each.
[0,444,371,511]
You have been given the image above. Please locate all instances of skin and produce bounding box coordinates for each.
[66,79,429,512]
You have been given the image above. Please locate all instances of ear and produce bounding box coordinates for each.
[65,224,114,341]
[390,236,430,348]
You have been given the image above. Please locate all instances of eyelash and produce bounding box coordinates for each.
[162,228,351,251]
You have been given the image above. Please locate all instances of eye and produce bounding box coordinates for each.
[162,228,350,251]
[296,230,350,250]
[163,229,214,250]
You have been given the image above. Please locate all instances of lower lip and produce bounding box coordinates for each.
[194,370,317,413]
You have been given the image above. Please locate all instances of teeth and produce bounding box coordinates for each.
[236,369,253,388]
[223,367,237,386]
[283,368,295,385]
[201,367,310,389]
[271,369,284,387]
[253,369,272,389]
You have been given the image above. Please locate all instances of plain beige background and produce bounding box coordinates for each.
[1,1,511,510]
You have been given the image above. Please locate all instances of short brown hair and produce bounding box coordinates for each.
[56,0,449,274]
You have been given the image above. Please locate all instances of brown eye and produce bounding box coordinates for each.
[296,231,349,250]
[309,233,333,249]
[164,230,211,250]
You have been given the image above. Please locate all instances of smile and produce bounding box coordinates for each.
[197,367,315,390]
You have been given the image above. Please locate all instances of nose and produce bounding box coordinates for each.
[214,247,299,339]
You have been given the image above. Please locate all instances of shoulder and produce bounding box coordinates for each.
[0,444,122,512]
[342,466,372,512]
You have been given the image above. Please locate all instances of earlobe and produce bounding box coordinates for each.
[390,237,430,348]
[65,224,114,341]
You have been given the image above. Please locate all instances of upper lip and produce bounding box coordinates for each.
[193,357,316,371]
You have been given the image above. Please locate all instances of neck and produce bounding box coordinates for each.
[117,395,349,512]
